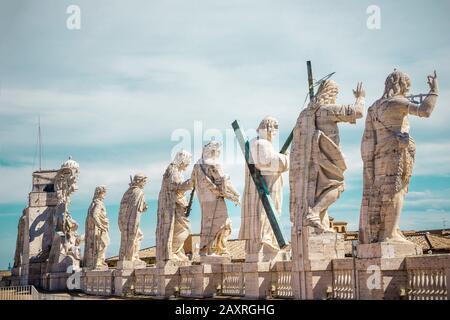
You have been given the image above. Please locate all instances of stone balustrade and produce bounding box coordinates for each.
[332,259,356,300]
[84,270,114,296]
[134,267,159,296]
[221,263,245,297]
[405,254,449,300]
[46,253,449,300]
[271,261,293,298]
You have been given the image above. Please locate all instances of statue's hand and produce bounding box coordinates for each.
[427,70,438,93]
[353,82,365,99]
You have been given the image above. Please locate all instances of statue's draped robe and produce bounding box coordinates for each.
[192,159,230,255]
[118,186,146,261]
[13,209,27,268]
[83,199,110,269]
[290,103,358,229]
[359,98,416,244]
[156,164,191,262]
[239,138,289,254]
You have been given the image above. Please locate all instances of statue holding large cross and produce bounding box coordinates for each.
[237,117,289,262]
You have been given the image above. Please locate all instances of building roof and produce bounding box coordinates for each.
[106,229,450,262]
[106,239,291,263]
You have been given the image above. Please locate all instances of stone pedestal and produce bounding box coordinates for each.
[243,262,272,299]
[114,261,146,296]
[355,242,421,300]
[246,248,291,264]
[42,272,71,291]
[156,260,190,298]
[179,264,222,298]
[292,227,345,299]
[200,255,231,264]
[355,257,407,300]
[117,260,146,269]
[357,242,422,259]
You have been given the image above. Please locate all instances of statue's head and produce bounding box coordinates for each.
[315,79,339,105]
[55,156,80,203]
[131,173,147,188]
[257,116,278,142]
[173,150,192,171]
[202,139,222,160]
[382,69,411,98]
[93,185,107,200]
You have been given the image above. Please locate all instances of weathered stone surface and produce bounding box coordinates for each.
[118,173,148,266]
[156,150,193,263]
[83,186,110,270]
[289,80,364,299]
[290,80,364,232]
[357,242,422,259]
[192,140,239,257]
[46,157,82,274]
[359,70,439,246]
[239,117,289,262]
[200,254,231,265]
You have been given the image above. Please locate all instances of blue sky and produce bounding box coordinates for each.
[0,0,449,269]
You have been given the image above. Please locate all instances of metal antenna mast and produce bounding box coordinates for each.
[38,116,42,171]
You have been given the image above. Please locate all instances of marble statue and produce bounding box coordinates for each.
[83,186,110,270]
[359,70,439,244]
[118,173,148,266]
[156,151,193,262]
[13,209,27,269]
[239,117,289,260]
[290,80,365,232]
[192,140,240,256]
[47,157,82,271]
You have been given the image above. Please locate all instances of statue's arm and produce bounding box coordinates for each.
[407,71,439,118]
[179,178,193,192]
[170,167,193,192]
[326,82,366,123]
[213,164,241,205]
[252,140,289,173]
[361,109,376,187]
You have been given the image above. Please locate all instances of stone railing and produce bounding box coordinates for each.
[134,267,159,296]
[179,268,194,297]
[271,261,293,298]
[221,263,245,296]
[84,270,114,296]
[405,255,449,300]
[332,259,356,300]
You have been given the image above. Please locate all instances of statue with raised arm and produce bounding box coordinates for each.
[359,70,439,245]
[47,157,82,271]
[192,140,240,257]
[239,117,289,261]
[83,186,110,270]
[118,173,148,267]
[156,150,193,263]
[290,80,365,232]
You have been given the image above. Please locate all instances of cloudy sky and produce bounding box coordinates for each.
[0,0,449,269]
